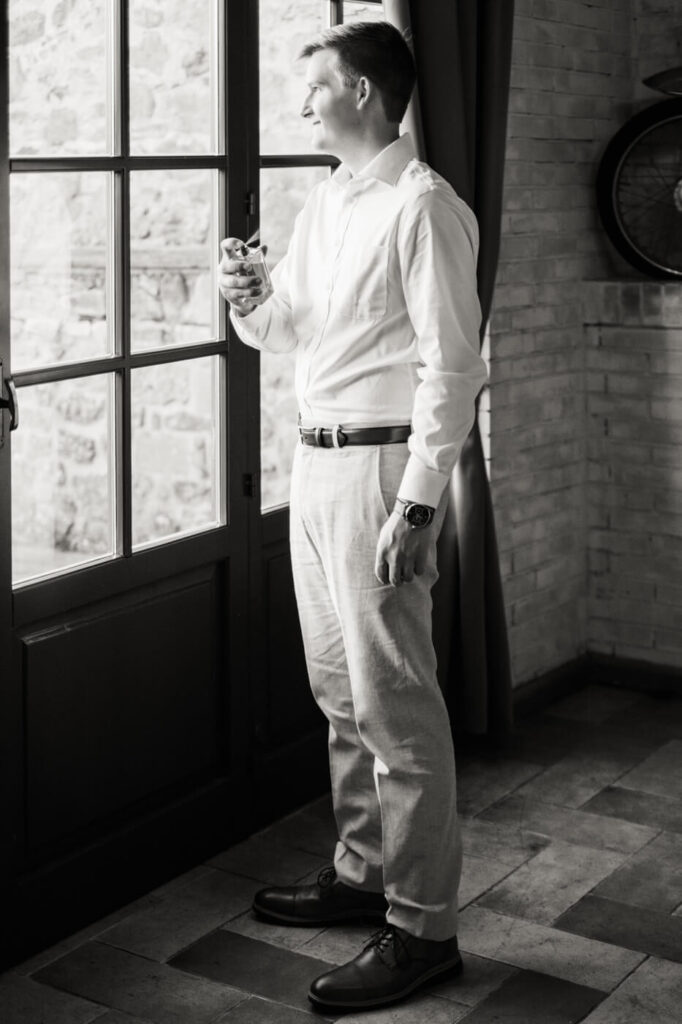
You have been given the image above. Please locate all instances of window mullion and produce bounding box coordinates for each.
[118,0,132,556]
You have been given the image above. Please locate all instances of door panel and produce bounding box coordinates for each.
[0,0,259,969]
[264,535,319,746]
[24,563,224,853]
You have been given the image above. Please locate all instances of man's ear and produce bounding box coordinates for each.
[356,75,371,109]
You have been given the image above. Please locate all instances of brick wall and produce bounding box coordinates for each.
[489,0,682,685]
[490,0,634,684]
[586,283,682,668]
[632,0,682,105]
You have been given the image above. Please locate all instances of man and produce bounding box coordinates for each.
[219,21,487,1013]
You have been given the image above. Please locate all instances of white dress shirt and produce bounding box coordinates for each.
[230,133,487,508]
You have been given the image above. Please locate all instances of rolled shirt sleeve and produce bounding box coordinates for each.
[396,188,488,508]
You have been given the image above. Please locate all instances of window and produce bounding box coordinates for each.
[9,0,226,584]
[258,0,384,510]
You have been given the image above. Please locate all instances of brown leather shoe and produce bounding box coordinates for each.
[252,866,388,926]
[308,923,462,1010]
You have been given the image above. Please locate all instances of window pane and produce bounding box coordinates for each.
[259,0,326,155]
[130,170,219,352]
[12,375,116,586]
[129,0,219,155]
[131,357,222,548]
[259,166,329,511]
[9,0,112,156]
[11,172,113,373]
[343,2,385,22]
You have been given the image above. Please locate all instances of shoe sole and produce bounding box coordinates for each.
[307,955,463,1011]
[252,903,388,926]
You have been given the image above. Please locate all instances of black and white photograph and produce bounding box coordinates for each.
[1,1,681,1021]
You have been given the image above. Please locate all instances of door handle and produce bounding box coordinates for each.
[0,361,19,433]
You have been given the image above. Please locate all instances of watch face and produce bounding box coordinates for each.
[406,504,433,527]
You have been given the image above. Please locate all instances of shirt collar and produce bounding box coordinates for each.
[332,133,416,189]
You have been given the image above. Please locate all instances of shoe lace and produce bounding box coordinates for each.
[363,924,412,968]
[316,865,337,889]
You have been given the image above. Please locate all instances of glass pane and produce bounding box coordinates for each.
[9,0,112,156]
[12,375,116,586]
[11,172,113,372]
[130,170,218,352]
[343,2,385,22]
[259,166,329,511]
[259,0,327,154]
[131,357,222,548]
[129,0,219,154]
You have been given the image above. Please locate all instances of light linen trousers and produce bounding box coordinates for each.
[289,438,462,941]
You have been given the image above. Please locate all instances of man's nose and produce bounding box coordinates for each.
[301,96,312,119]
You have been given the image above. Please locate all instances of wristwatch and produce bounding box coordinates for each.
[392,497,435,529]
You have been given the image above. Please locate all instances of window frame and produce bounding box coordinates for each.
[258,0,383,513]
[9,0,235,570]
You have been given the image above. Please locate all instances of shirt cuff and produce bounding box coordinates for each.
[228,301,270,337]
[397,455,451,508]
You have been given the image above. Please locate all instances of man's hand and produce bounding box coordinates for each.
[218,237,268,316]
[375,512,432,587]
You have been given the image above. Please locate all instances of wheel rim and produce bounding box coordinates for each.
[614,116,682,275]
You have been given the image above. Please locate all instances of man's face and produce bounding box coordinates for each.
[301,49,362,156]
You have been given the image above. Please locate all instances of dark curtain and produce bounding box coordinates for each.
[407,0,516,739]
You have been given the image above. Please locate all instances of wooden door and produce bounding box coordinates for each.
[0,0,259,968]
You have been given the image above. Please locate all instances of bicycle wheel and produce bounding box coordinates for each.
[596,97,682,279]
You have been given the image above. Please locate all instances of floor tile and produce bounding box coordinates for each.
[214,994,322,1023]
[479,794,658,855]
[618,740,682,801]
[456,756,544,817]
[10,893,161,977]
[476,838,628,925]
[341,992,470,1024]
[169,928,335,1017]
[512,751,640,809]
[503,715,590,766]
[567,724,658,764]
[606,695,682,746]
[458,854,516,908]
[582,785,682,833]
[146,866,215,901]
[0,974,105,1024]
[297,922,378,966]
[593,831,682,913]
[453,968,604,1024]
[457,905,644,991]
[544,685,643,725]
[32,941,245,1024]
[99,868,261,961]
[433,953,517,1007]
[259,807,338,859]
[579,956,682,1024]
[460,817,550,868]
[224,910,325,954]
[208,834,328,886]
[91,1014,155,1024]
[555,894,682,962]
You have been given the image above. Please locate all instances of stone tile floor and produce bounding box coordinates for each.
[3,683,682,1023]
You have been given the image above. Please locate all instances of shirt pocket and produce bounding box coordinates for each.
[333,242,389,321]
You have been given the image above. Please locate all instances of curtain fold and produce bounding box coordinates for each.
[386,0,515,738]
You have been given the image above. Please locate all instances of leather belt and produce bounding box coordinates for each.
[299,424,411,448]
